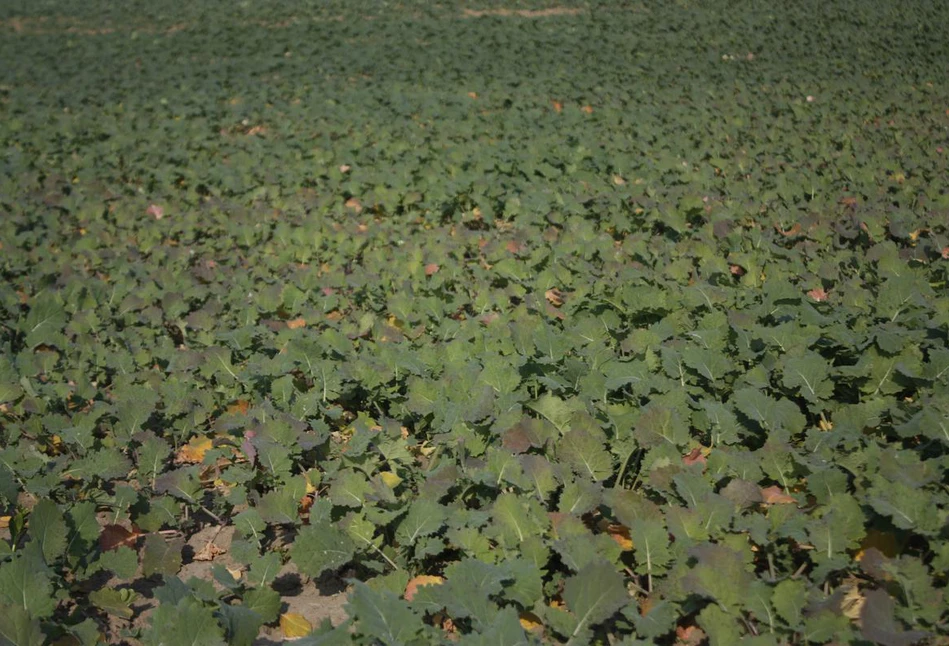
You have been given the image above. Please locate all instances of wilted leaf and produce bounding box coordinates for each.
[404,575,443,601]
[176,436,213,464]
[760,485,796,504]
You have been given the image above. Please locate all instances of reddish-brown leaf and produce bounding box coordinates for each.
[99,524,142,551]
[807,287,829,302]
[682,447,707,467]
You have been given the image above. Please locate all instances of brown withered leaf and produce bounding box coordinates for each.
[193,538,226,562]
[544,288,564,307]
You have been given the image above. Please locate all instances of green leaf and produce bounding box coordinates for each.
[558,427,613,481]
[136,433,171,488]
[732,388,805,436]
[22,293,66,349]
[697,603,742,646]
[217,604,264,646]
[89,588,138,619]
[772,578,806,629]
[635,404,689,448]
[328,469,372,509]
[806,494,866,561]
[28,499,66,563]
[290,523,355,578]
[628,518,672,578]
[683,543,754,611]
[142,597,226,646]
[0,602,45,646]
[491,493,547,547]
[781,352,834,405]
[242,587,281,624]
[142,534,184,577]
[347,581,424,646]
[478,354,522,395]
[562,560,628,643]
[0,548,55,619]
[96,546,139,580]
[442,558,508,630]
[867,480,943,535]
[395,499,447,546]
[527,394,582,432]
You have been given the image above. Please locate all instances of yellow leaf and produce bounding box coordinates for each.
[380,471,402,488]
[280,613,313,639]
[519,611,544,632]
[176,436,213,464]
[0,516,10,529]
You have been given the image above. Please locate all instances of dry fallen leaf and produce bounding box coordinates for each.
[344,197,363,213]
[551,100,563,113]
[286,317,306,329]
[581,105,593,114]
[176,435,213,464]
[404,575,444,601]
[760,485,796,504]
[468,91,478,99]
[841,584,866,621]
[280,613,313,639]
[807,287,829,302]
[424,263,440,276]
[146,204,164,220]
[0,516,10,529]
[544,288,564,307]
[193,539,226,562]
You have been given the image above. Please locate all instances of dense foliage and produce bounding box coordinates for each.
[1,0,948,643]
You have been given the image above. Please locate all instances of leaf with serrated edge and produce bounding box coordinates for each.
[290,524,355,578]
[562,560,628,643]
